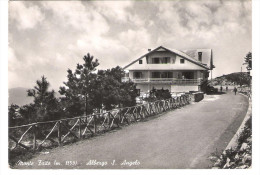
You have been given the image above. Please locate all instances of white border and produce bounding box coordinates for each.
[252,0,260,174]
[0,0,9,175]
[1,0,259,175]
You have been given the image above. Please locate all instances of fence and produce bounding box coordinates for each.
[238,86,251,99]
[9,94,191,153]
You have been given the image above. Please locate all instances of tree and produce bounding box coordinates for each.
[8,104,22,126]
[244,52,252,71]
[155,88,171,100]
[145,87,171,102]
[59,53,99,116]
[27,76,60,122]
[19,103,37,124]
[119,81,138,107]
[91,67,138,111]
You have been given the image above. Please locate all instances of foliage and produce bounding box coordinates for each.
[8,54,138,126]
[144,88,172,102]
[27,76,61,122]
[8,76,62,126]
[59,55,138,115]
[19,103,37,124]
[238,115,252,145]
[8,104,22,127]
[210,72,251,86]
[211,115,252,169]
[91,66,138,111]
[243,52,252,71]
[59,53,99,116]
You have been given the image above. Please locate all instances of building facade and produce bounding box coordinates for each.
[123,46,215,96]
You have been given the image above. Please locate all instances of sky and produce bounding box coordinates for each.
[8,0,252,91]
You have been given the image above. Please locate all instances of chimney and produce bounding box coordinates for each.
[148,49,151,52]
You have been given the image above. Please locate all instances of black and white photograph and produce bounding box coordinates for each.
[1,0,260,174]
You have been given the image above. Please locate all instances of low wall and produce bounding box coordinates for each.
[171,85,199,93]
[192,92,204,102]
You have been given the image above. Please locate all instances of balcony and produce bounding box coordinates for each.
[122,77,203,85]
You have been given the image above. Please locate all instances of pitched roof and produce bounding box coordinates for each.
[182,48,214,69]
[123,46,211,70]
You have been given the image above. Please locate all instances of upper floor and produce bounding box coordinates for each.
[123,46,215,71]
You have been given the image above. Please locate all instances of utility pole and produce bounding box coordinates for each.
[211,69,212,82]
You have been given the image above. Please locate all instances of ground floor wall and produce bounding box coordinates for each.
[136,84,200,95]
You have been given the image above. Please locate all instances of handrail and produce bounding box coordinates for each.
[123,78,203,84]
[8,94,192,153]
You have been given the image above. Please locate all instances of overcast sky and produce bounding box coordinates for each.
[8,0,252,91]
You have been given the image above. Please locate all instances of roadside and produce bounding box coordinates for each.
[211,92,252,169]
[14,92,248,169]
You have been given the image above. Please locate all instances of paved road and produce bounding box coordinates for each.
[15,92,248,169]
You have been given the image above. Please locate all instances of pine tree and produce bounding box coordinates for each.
[27,76,59,121]
[8,104,21,126]
[92,66,138,110]
[59,53,99,116]
[244,52,252,71]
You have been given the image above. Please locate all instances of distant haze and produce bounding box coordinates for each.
[8,87,63,106]
[8,87,33,106]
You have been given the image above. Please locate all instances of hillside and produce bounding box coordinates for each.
[209,72,251,86]
[8,87,34,106]
[9,87,63,106]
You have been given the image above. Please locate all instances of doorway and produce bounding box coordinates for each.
[182,72,194,79]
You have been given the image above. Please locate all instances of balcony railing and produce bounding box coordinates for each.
[122,77,203,85]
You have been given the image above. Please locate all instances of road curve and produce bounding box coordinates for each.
[15,92,248,169]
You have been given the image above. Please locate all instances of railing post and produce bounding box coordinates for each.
[79,118,82,139]
[58,121,62,145]
[136,107,139,120]
[119,109,122,124]
[94,115,97,133]
[32,124,37,151]
[109,112,112,128]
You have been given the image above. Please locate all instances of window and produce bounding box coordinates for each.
[161,57,170,64]
[151,57,171,64]
[152,72,173,78]
[133,72,142,79]
[151,72,161,78]
[139,60,143,64]
[161,72,168,78]
[161,72,173,78]
[198,52,202,62]
[152,57,160,64]
[168,72,173,78]
[180,59,185,64]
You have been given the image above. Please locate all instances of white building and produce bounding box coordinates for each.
[123,46,215,95]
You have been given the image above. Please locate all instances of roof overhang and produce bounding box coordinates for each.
[123,46,210,70]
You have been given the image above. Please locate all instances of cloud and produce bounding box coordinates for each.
[8,0,252,90]
[9,1,44,30]
[93,1,133,22]
[8,47,17,72]
[154,0,251,45]
[118,28,151,51]
[41,1,109,34]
